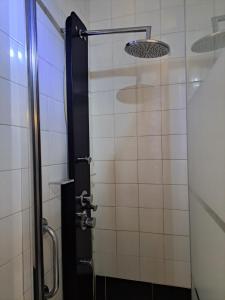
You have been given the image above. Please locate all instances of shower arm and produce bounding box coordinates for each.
[211,15,225,33]
[80,26,152,40]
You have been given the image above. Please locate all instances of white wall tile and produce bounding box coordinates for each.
[0,0,26,45]
[0,126,28,170]
[137,111,161,136]
[138,160,162,184]
[93,161,115,183]
[162,32,185,58]
[115,161,137,183]
[39,59,64,101]
[139,184,163,208]
[137,86,161,112]
[165,260,191,288]
[0,79,28,127]
[0,212,22,266]
[117,231,139,255]
[140,208,163,233]
[37,20,64,71]
[162,110,187,135]
[0,255,23,299]
[165,235,190,261]
[163,160,188,185]
[140,257,165,284]
[40,95,48,131]
[115,113,137,137]
[140,233,163,259]
[95,206,116,230]
[113,66,137,91]
[90,42,113,71]
[95,252,117,277]
[164,210,189,235]
[93,115,114,138]
[135,10,161,36]
[22,209,30,251]
[116,255,140,281]
[112,0,135,18]
[89,0,111,24]
[90,68,114,92]
[0,170,21,219]
[93,184,116,206]
[93,138,115,160]
[116,207,139,231]
[161,58,186,85]
[90,91,114,115]
[0,32,27,86]
[94,230,116,253]
[135,0,160,13]
[47,132,67,165]
[136,62,161,86]
[164,185,189,210]
[162,135,187,159]
[116,184,138,207]
[161,5,184,34]
[161,84,186,110]
[113,40,136,67]
[115,88,137,114]
[47,99,66,133]
[138,136,162,159]
[115,137,137,160]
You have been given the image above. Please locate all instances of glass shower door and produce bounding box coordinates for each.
[186,0,225,299]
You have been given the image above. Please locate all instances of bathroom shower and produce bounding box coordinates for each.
[79,26,170,58]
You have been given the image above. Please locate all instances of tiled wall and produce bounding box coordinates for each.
[185,0,225,299]
[0,0,88,299]
[0,0,31,299]
[89,0,191,288]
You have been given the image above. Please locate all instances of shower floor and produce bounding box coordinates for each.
[96,276,191,300]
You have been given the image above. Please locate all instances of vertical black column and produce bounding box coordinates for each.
[63,12,93,300]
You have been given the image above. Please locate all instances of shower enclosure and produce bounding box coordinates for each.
[21,0,225,300]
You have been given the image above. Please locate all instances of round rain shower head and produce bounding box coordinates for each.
[191,31,225,53]
[125,39,170,58]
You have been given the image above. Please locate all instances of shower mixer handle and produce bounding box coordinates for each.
[76,190,97,210]
[76,156,92,164]
[76,210,96,230]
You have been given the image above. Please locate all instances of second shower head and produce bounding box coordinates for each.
[81,26,170,59]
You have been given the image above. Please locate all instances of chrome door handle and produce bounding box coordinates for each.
[42,218,59,299]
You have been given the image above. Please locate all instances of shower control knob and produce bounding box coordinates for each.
[76,210,88,231]
[85,217,96,229]
[76,156,92,164]
[88,204,98,211]
[76,191,94,207]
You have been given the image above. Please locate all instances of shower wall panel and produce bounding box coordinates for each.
[89,0,191,289]
[186,1,225,298]
[0,0,30,299]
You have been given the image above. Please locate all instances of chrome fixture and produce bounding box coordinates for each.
[192,15,225,53]
[76,190,98,211]
[76,156,92,164]
[80,26,170,58]
[42,218,59,299]
[76,210,96,230]
[35,1,170,58]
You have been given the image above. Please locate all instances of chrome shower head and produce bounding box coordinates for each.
[191,31,225,53]
[82,26,170,59]
[191,15,225,53]
[125,39,170,58]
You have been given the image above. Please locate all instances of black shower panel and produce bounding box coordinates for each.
[62,12,94,300]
